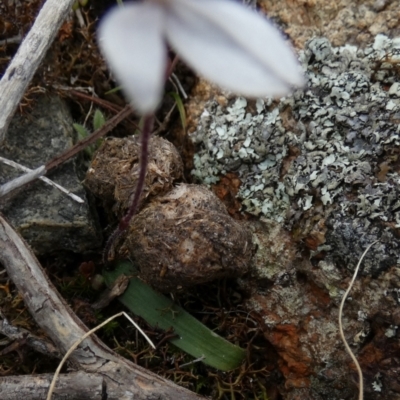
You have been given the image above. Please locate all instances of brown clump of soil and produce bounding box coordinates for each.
[84,135,183,218]
[120,184,255,292]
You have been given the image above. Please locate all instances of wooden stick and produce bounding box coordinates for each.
[46,311,155,400]
[0,314,61,359]
[0,214,203,400]
[0,156,84,203]
[0,0,76,143]
[0,105,133,202]
[0,372,104,400]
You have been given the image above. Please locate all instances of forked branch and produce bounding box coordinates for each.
[0,214,203,400]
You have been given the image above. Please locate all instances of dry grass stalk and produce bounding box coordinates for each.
[338,240,379,400]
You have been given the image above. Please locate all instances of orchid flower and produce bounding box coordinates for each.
[98,0,304,115]
[98,0,304,261]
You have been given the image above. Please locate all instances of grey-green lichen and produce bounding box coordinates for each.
[191,35,400,275]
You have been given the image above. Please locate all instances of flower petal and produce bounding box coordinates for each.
[98,3,167,114]
[165,0,303,98]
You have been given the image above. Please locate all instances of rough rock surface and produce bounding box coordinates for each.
[192,36,400,276]
[246,220,400,399]
[261,0,400,49]
[190,36,400,399]
[0,95,101,254]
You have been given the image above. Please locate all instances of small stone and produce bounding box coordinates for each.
[0,95,101,254]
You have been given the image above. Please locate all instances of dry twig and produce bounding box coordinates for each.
[0,156,84,203]
[0,0,76,142]
[0,214,203,400]
[0,105,133,202]
[0,313,61,359]
[46,311,155,400]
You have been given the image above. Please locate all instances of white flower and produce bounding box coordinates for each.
[98,0,304,114]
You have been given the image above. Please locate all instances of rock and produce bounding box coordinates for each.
[0,95,102,254]
[191,35,400,275]
[260,0,400,48]
[248,218,298,285]
[245,255,400,400]
[189,36,400,399]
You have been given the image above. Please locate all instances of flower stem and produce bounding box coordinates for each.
[120,114,154,230]
[166,55,179,79]
[104,56,179,262]
[104,114,154,261]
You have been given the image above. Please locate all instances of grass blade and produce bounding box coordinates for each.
[93,109,106,131]
[168,91,186,131]
[103,260,245,371]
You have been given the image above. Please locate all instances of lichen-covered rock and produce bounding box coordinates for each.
[191,36,400,399]
[85,135,183,217]
[119,184,255,292]
[244,260,400,400]
[248,218,298,285]
[191,35,400,275]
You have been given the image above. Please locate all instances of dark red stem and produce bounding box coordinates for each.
[119,114,154,230]
[104,114,154,261]
[104,55,180,262]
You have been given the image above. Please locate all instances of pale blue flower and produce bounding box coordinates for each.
[98,0,304,114]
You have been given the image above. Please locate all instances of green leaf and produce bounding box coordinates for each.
[72,123,99,159]
[104,86,122,95]
[168,91,187,131]
[93,109,106,131]
[72,0,89,10]
[103,261,245,371]
[73,123,90,140]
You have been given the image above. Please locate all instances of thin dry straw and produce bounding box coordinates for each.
[0,156,84,203]
[338,240,378,400]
